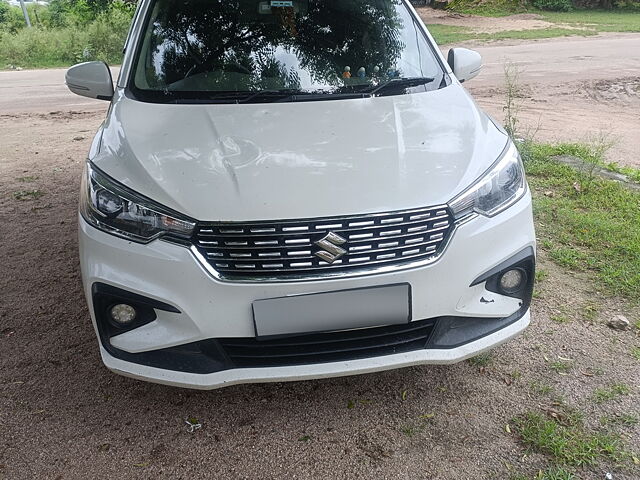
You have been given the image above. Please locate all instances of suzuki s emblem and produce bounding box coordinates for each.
[314,232,347,264]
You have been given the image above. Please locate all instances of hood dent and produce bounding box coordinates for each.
[95,87,507,221]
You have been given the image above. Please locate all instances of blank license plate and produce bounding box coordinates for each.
[252,283,411,338]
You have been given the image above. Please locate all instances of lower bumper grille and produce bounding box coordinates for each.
[218,318,437,367]
[193,205,454,280]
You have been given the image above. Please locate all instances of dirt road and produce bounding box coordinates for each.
[1,34,639,479]
[465,34,640,167]
[2,33,639,165]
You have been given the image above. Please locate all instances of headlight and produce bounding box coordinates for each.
[80,163,195,242]
[449,142,526,220]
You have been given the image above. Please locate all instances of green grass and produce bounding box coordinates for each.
[13,189,44,201]
[467,351,493,367]
[549,359,572,373]
[447,0,526,16]
[427,23,595,45]
[535,269,549,282]
[530,381,553,396]
[513,411,627,466]
[600,413,639,427]
[593,384,631,404]
[426,24,477,44]
[539,10,640,33]
[534,468,576,480]
[605,162,640,184]
[524,142,640,299]
[431,2,640,44]
[511,467,576,480]
[551,314,570,324]
[632,346,640,361]
[534,467,576,480]
[580,302,599,322]
[16,175,38,182]
[0,8,131,69]
[446,0,640,33]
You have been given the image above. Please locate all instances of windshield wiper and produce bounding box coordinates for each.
[153,89,374,104]
[239,89,376,103]
[366,76,435,96]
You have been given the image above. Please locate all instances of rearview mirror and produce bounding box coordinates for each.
[65,61,114,100]
[447,48,482,83]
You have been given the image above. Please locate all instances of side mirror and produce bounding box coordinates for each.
[65,61,114,100]
[447,48,482,83]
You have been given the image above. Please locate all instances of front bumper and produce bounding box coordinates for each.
[101,310,530,390]
[79,192,535,390]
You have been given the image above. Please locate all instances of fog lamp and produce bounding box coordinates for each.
[498,268,525,294]
[109,303,137,325]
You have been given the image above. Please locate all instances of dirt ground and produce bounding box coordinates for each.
[469,74,640,168]
[1,114,640,478]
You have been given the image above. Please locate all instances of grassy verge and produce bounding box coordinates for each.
[538,10,640,32]
[447,0,640,30]
[512,467,577,480]
[428,0,640,44]
[513,410,629,466]
[427,24,596,44]
[523,141,640,299]
[0,6,132,69]
[447,0,527,16]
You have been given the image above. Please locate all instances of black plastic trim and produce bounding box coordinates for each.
[447,49,455,72]
[470,247,535,302]
[98,308,530,374]
[426,308,526,349]
[471,247,534,286]
[92,282,180,339]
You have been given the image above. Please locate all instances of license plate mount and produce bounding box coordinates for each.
[252,283,412,338]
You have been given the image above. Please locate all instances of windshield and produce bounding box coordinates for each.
[130,0,447,103]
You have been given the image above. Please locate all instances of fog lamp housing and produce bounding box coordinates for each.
[92,283,180,340]
[498,268,527,294]
[470,247,535,306]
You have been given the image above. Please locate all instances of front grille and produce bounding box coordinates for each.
[219,318,438,367]
[193,205,454,279]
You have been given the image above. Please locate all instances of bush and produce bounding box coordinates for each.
[531,0,574,10]
[0,1,133,68]
[82,7,133,63]
[0,4,31,33]
[447,0,528,15]
[0,1,8,23]
[615,0,640,9]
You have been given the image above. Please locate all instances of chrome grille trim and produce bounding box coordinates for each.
[191,204,455,281]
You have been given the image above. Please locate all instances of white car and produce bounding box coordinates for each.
[66,0,535,390]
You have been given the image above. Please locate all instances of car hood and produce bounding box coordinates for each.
[95,85,507,221]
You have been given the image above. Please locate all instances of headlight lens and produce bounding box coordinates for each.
[80,163,195,242]
[449,142,526,219]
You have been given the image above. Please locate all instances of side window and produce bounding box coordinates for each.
[395,7,440,80]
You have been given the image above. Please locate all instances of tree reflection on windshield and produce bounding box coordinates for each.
[131,0,445,102]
